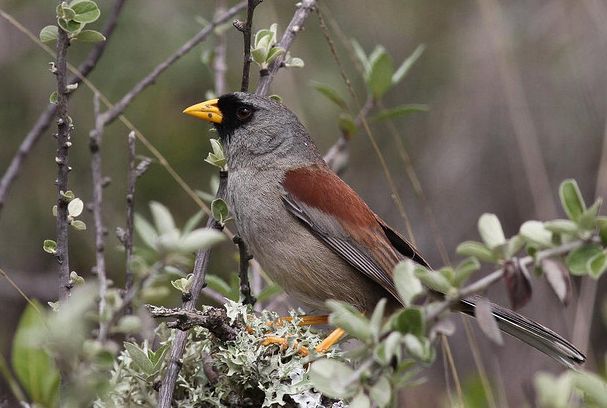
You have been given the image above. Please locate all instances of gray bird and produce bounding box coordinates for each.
[183,92,585,367]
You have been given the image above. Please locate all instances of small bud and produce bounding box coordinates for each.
[57,118,64,125]
[68,166,72,172]
[65,141,72,148]
[55,156,62,164]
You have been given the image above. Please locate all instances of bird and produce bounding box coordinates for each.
[183,92,585,367]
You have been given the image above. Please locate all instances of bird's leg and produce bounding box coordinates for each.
[315,328,346,353]
[270,314,329,327]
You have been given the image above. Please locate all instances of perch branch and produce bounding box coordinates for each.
[0,0,126,217]
[213,0,228,95]
[146,305,241,342]
[90,93,109,340]
[233,236,256,305]
[97,1,246,127]
[124,131,137,293]
[236,0,262,92]
[255,0,316,96]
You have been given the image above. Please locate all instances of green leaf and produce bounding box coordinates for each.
[374,331,402,365]
[251,46,268,65]
[350,391,371,408]
[171,275,193,293]
[598,216,607,246]
[393,260,424,306]
[284,57,304,68]
[571,370,607,407]
[57,17,83,34]
[67,197,83,217]
[519,221,553,248]
[543,219,579,235]
[134,214,158,250]
[0,351,25,402]
[266,46,284,64]
[205,275,232,299]
[39,25,59,43]
[114,315,142,334]
[310,81,348,111]
[565,244,603,276]
[351,39,370,72]
[392,44,425,85]
[149,201,176,235]
[338,113,357,137]
[369,298,387,339]
[124,342,155,375]
[179,228,224,253]
[503,234,525,259]
[56,4,76,20]
[366,47,394,99]
[43,239,57,254]
[578,198,602,230]
[369,375,392,408]
[415,266,452,293]
[12,302,60,407]
[369,104,428,123]
[587,250,607,279]
[70,0,101,23]
[478,213,506,250]
[392,307,424,337]
[69,271,84,286]
[308,359,357,399]
[73,29,106,42]
[211,198,229,225]
[534,372,572,408]
[255,284,282,303]
[49,91,58,104]
[453,257,480,287]
[456,241,497,263]
[559,179,586,222]
[327,300,371,342]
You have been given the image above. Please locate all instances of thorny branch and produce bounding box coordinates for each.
[0,0,127,217]
[147,305,241,342]
[235,0,263,92]
[97,1,246,127]
[255,0,317,97]
[90,93,109,340]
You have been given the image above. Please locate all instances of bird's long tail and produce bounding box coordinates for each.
[459,297,586,368]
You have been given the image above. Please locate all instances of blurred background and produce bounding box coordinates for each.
[1,0,606,406]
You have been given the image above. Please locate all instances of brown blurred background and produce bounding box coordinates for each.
[1,0,606,406]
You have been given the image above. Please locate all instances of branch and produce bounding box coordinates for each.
[213,0,228,95]
[233,236,256,306]
[0,0,126,217]
[146,305,241,342]
[235,0,262,92]
[124,131,137,293]
[54,16,72,301]
[98,1,246,127]
[90,93,109,340]
[254,0,316,96]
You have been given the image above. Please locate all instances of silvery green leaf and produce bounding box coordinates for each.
[541,258,571,305]
[393,260,423,306]
[478,213,506,250]
[179,228,224,253]
[43,240,57,254]
[57,17,83,34]
[570,371,607,407]
[351,39,370,72]
[56,4,76,20]
[73,29,105,42]
[182,211,203,235]
[587,250,607,279]
[69,271,84,286]
[70,220,86,231]
[251,46,268,65]
[565,244,602,275]
[534,372,572,408]
[392,44,425,85]
[369,104,428,123]
[211,198,229,224]
[456,241,497,263]
[578,198,602,230]
[269,23,278,41]
[60,190,75,200]
[156,229,180,253]
[338,113,357,137]
[134,214,158,250]
[311,81,348,110]
[543,219,579,235]
[149,201,176,235]
[453,257,480,287]
[209,138,224,157]
[327,300,371,342]
[308,359,357,399]
[52,205,58,217]
[171,277,191,293]
[349,391,371,408]
[474,297,503,345]
[266,46,284,64]
[70,0,100,23]
[369,375,391,408]
[392,307,424,337]
[375,331,402,365]
[205,275,232,299]
[559,179,586,222]
[414,266,452,293]
[598,216,607,246]
[114,315,142,334]
[366,47,394,99]
[124,342,155,375]
[503,234,525,259]
[39,25,59,43]
[285,57,304,68]
[67,197,83,217]
[520,221,553,248]
[369,298,386,340]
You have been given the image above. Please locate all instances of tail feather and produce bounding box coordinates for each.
[460,297,586,368]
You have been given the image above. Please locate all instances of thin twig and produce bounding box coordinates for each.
[213,0,228,95]
[0,0,127,217]
[146,305,241,341]
[236,0,262,92]
[255,0,316,96]
[90,93,109,341]
[125,131,137,293]
[97,1,246,127]
[233,236,256,306]
[54,17,72,301]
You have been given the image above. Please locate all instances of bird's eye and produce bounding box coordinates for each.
[236,106,252,121]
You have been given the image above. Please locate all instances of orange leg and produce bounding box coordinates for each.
[271,314,330,327]
[315,328,346,353]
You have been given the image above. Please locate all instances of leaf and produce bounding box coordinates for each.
[478,213,506,250]
[393,260,423,306]
[134,214,158,250]
[541,258,571,305]
[182,211,204,235]
[587,250,607,279]
[57,18,83,34]
[534,372,572,408]
[70,0,101,23]
[211,198,229,225]
[49,91,58,104]
[392,44,425,85]
[255,284,282,303]
[366,47,394,99]
[597,216,607,246]
[327,300,371,342]
[12,302,60,407]
[502,260,531,310]
[39,25,59,43]
[171,276,193,293]
[73,29,106,42]
[70,220,86,230]
[251,46,268,65]
[124,342,155,375]
[179,228,224,253]
[350,391,371,408]
[43,239,57,254]
[266,46,284,64]
[67,197,83,217]
[369,298,387,339]
[578,198,602,230]
[414,266,452,293]
[520,221,553,248]
[149,201,176,235]
[559,179,586,222]
[284,57,304,68]
[114,315,142,334]
[69,271,85,286]
[338,113,357,137]
[392,307,424,337]
[351,39,370,72]
[308,359,357,399]
[565,244,603,275]
[310,81,348,111]
[56,4,76,20]
[474,298,503,345]
[543,219,579,235]
[369,375,392,408]
[453,257,480,287]
[369,104,428,123]
[456,241,497,263]
[570,371,607,407]
[205,275,232,299]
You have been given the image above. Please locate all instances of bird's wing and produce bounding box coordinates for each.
[281,164,428,303]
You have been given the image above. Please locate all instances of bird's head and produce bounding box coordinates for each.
[183,92,321,169]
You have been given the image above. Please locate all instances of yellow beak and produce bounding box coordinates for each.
[183,98,223,124]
